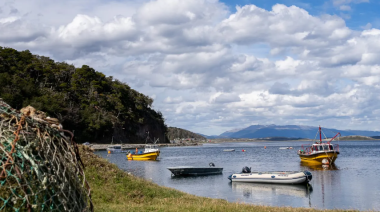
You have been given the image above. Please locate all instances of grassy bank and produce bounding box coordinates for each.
[80,145,356,212]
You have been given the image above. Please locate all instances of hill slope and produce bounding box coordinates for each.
[209,125,380,139]
[167,127,206,141]
[0,47,168,143]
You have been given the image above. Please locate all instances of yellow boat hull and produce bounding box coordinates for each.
[298,152,339,164]
[127,151,159,161]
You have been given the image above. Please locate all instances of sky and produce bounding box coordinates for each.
[1,0,380,135]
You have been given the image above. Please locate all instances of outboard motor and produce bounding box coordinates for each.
[241,166,251,173]
[303,170,313,182]
[228,174,232,181]
[209,162,215,167]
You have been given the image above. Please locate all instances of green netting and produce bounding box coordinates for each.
[0,99,92,211]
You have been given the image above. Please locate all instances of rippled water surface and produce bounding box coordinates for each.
[96,140,380,211]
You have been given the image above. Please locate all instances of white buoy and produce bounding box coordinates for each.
[322,158,330,165]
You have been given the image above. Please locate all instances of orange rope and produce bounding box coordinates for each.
[0,115,25,180]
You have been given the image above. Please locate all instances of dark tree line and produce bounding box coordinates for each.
[0,47,167,143]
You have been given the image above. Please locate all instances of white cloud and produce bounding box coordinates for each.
[1,0,380,135]
[211,93,241,103]
[56,15,137,42]
[332,0,369,6]
[164,96,184,104]
[361,23,372,30]
[0,16,47,42]
[134,0,227,26]
[339,5,351,11]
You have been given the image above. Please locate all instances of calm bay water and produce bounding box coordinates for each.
[96,140,380,211]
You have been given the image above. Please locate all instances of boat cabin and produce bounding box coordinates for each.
[298,143,339,155]
[311,144,334,152]
[144,144,160,153]
[146,144,159,149]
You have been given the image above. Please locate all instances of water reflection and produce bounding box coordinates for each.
[300,162,342,209]
[230,182,313,199]
[300,162,339,171]
[124,159,160,179]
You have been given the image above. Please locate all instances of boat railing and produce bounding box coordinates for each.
[299,143,339,154]
[334,144,339,152]
[299,145,309,154]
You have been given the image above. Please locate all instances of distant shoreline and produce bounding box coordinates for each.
[204,136,380,143]
[90,142,201,151]
[90,136,379,150]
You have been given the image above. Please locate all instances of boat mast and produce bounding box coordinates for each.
[145,131,149,144]
[319,126,322,143]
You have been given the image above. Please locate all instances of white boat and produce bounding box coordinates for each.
[223,149,235,152]
[279,147,293,150]
[107,136,125,154]
[107,145,122,153]
[228,167,312,184]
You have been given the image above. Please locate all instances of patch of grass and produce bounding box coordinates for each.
[79,145,359,212]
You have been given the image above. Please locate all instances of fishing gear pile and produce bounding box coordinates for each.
[0,99,92,211]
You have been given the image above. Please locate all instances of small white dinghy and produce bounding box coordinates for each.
[279,147,293,150]
[228,167,312,184]
[223,149,235,152]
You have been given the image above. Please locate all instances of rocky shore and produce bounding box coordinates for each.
[90,142,202,151]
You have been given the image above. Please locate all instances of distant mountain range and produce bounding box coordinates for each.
[201,125,380,139]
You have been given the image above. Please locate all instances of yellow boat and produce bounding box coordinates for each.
[298,126,340,165]
[127,144,160,161]
[127,151,159,161]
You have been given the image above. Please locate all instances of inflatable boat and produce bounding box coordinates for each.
[228,167,312,184]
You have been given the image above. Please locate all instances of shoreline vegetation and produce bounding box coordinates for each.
[80,145,355,212]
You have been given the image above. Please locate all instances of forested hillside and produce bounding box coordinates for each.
[0,47,168,143]
[167,127,206,141]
